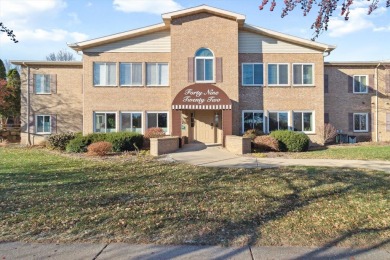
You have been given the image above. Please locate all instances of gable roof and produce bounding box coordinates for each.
[242,24,335,52]
[162,5,246,25]
[68,5,334,53]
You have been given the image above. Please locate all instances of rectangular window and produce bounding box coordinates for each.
[119,63,142,86]
[242,111,264,133]
[120,112,142,133]
[293,112,314,133]
[36,115,51,134]
[35,75,51,94]
[293,64,314,85]
[268,111,289,132]
[93,62,116,86]
[268,64,289,86]
[94,112,117,133]
[353,113,368,132]
[147,112,168,133]
[196,58,214,82]
[242,63,263,86]
[353,75,368,93]
[146,63,169,86]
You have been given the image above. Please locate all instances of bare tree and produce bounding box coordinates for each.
[46,49,76,61]
[259,0,390,40]
[0,22,18,43]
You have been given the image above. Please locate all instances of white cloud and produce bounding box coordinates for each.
[0,28,88,43]
[327,1,388,37]
[0,0,67,22]
[113,0,183,14]
[0,0,88,45]
[86,2,92,7]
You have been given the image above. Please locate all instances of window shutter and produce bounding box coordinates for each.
[216,57,223,83]
[386,74,390,93]
[50,74,57,94]
[30,74,36,94]
[188,57,194,83]
[368,74,375,93]
[29,114,35,133]
[348,76,353,93]
[324,74,329,93]
[348,113,353,131]
[324,113,329,124]
[51,114,57,134]
[386,113,390,132]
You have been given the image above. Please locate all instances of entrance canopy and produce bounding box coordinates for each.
[172,83,232,110]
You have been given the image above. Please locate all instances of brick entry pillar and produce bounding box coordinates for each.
[222,109,232,146]
[171,109,182,137]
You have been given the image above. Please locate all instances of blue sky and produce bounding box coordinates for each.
[1,0,389,62]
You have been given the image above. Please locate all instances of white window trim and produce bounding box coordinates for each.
[292,63,315,86]
[35,74,51,94]
[120,111,144,134]
[241,63,264,87]
[353,75,368,94]
[267,111,290,133]
[93,111,118,133]
[146,62,169,87]
[267,63,290,86]
[292,110,316,134]
[119,62,143,87]
[242,110,265,133]
[353,113,369,133]
[93,62,117,87]
[35,115,51,134]
[146,111,170,134]
[195,48,215,83]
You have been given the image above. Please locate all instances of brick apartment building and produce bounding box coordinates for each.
[12,5,390,146]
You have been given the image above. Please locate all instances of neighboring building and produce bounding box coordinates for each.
[12,5,390,146]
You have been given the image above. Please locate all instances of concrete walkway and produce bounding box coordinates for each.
[168,143,390,172]
[1,242,389,259]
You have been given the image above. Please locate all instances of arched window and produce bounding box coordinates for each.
[195,48,214,82]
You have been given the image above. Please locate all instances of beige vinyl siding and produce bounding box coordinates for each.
[238,31,321,54]
[84,30,171,53]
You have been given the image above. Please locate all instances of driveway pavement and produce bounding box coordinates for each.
[1,242,389,259]
[168,143,390,172]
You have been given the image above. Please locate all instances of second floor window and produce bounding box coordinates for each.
[120,63,142,86]
[146,63,169,86]
[268,64,289,86]
[353,75,368,93]
[94,62,116,86]
[195,48,214,82]
[242,63,263,86]
[35,75,51,94]
[293,64,314,86]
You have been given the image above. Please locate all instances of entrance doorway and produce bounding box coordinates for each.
[194,110,222,144]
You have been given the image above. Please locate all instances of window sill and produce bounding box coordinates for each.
[242,85,264,87]
[94,85,118,87]
[146,85,170,87]
[120,85,144,88]
[353,130,369,133]
[352,92,369,94]
[35,93,51,95]
[267,85,290,87]
[195,81,215,84]
[36,132,51,135]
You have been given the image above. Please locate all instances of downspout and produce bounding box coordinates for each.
[375,63,381,142]
[25,63,31,146]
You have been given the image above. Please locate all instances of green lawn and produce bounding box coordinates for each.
[0,147,389,249]
[260,144,390,161]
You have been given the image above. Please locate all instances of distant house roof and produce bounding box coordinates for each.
[325,61,390,66]
[11,60,82,66]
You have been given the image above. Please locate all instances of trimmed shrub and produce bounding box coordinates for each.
[270,130,310,152]
[47,132,76,150]
[143,128,166,149]
[87,141,113,156]
[253,135,280,152]
[144,128,166,138]
[243,129,264,141]
[66,132,143,153]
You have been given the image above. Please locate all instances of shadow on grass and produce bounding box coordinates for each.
[0,149,389,260]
